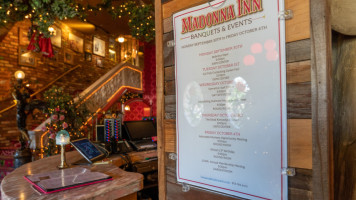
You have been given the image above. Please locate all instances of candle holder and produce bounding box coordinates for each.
[55,130,70,169]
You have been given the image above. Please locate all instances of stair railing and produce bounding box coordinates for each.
[0,65,82,116]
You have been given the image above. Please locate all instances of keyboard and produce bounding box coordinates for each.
[129,140,157,151]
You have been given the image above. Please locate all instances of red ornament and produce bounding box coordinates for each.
[27,33,54,58]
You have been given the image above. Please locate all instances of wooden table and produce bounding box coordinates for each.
[0,151,143,200]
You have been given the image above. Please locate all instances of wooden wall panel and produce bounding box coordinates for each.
[287,82,311,119]
[285,0,311,42]
[310,0,333,199]
[164,95,176,113]
[164,119,176,153]
[286,39,311,63]
[164,80,175,95]
[163,0,206,19]
[333,33,356,200]
[163,16,173,33]
[287,61,311,84]
[288,168,313,199]
[164,66,175,81]
[288,119,312,169]
[163,32,174,67]
[288,168,312,191]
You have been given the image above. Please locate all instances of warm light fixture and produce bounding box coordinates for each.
[14,71,25,80]
[48,26,55,36]
[117,37,125,43]
[124,105,130,111]
[56,130,70,169]
[48,26,54,32]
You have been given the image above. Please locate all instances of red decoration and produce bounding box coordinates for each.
[38,35,54,58]
[27,33,54,58]
[27,33,37,51]
[142,42,156,117]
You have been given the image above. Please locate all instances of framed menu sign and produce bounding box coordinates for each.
[174,0,287,199]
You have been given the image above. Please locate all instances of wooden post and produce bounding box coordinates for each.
[310,0,333,199]
[155,0,167,199]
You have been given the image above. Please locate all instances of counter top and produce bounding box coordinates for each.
[1,151,143,200]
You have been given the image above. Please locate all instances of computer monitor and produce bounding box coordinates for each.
[124,120,157,141]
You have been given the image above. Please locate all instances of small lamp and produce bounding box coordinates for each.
[56,130,70,169]
[14,70,25,84]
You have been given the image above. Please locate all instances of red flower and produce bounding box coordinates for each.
[51,115,58,121]
[49,133,55,139]
[62,122,68,129]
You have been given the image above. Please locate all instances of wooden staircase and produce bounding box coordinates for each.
[33,62,143,151]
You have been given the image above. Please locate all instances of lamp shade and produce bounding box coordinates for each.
[117,37,125,43]
[56,130,70,145]
[14,71,25,80]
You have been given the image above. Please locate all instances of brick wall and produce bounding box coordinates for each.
[0,19,121,146]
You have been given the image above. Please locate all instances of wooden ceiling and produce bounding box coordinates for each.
[63,13,131,36]
[63,0,152,37]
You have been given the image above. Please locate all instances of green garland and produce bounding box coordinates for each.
[0,0,154,42]
[119,92,142,104]
[43,86,90,156]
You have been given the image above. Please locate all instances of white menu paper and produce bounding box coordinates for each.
[174,0,288,199]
